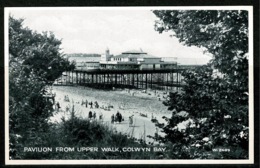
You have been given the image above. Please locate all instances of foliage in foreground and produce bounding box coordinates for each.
[9,16,75,159]
[152,10,249,159]
[13,113,166,159]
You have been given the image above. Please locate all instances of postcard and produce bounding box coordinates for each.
[5,6,254,165]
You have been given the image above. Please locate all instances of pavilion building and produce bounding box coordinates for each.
[99,49,177,70]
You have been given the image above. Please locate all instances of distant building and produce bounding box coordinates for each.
[100,49,177,70]
[68,49,177,71]
[100,48,113,62]
[67,53,101,70]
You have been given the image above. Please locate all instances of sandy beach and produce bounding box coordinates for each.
[50,86,173,143]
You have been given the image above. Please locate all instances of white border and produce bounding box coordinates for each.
[5,6,254,165]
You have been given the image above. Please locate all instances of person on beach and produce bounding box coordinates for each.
[95,101,99,108]
[88,111,93,119]
[116,111,119,120]
[99,113,103,121]
[129,115,134,127]
[114,115,118,123]
[85,99,88,108]
[56,102,61,111]
[111,114,115,124]
[64,95,69,102]
[65,105,70,112]
[89,101,93,109]
[119,113,122,123]
[116,111,122,123]
[93,111,96,119]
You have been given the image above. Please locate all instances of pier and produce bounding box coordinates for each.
[55,69,185,90]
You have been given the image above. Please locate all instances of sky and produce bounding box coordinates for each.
[8,8,212,65]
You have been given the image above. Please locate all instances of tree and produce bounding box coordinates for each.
[9,16,75,83]
[154,10,248,91]
[152,10,249,159]
[9,16,75,159]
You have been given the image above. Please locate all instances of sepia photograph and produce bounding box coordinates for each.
[5,6,254,164]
